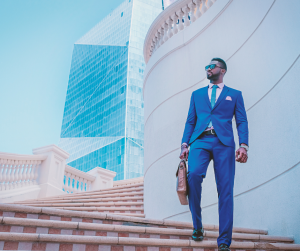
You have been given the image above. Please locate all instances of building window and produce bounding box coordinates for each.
[120,86,125,94]
[117,156,122,164]
[121,12,123,17]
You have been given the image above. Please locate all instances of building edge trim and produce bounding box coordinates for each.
[247,53,300,113]
[144,147,179,177]
[124,2,135,180]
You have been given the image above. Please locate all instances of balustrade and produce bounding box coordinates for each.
[0,145,117,202]
[143,0,217,63]
[0,154,45,192]
[63,165,95,194]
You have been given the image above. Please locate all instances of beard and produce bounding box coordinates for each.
[207,73,213,79]
[207,71,220,80]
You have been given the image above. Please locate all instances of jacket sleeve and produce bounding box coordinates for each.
[234,91,249,146]
[181,92,197,145]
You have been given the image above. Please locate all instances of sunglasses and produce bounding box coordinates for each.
[205,64,223,71]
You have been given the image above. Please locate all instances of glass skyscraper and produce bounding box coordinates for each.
[59,0,162,181]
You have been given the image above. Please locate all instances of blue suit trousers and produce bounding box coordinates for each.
[188,134,235,246]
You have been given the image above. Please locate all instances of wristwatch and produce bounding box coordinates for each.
[240,144,249,151]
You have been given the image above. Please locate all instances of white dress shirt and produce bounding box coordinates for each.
[208,82,224,102]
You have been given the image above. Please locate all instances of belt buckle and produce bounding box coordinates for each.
[211,129,215,135]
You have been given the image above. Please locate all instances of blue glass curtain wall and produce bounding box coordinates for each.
[68,138,125,181]
[59,0,162,181]
[61,44,128,139]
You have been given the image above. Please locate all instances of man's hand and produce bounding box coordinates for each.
[235,147,248,163]
[179,144,189,160]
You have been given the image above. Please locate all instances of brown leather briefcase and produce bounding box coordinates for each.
[176,159,188,205]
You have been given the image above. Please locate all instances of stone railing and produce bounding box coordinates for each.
[0,145,115,203]
[63,165,95,193]
[63,166,117,193]
[0,144,120,202]
[0,145,70,203]
[143,0,216,63]
[0,153,47,191]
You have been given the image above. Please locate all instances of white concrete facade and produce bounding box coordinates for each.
[143,0,300,244]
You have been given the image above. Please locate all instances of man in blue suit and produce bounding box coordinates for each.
[180,58,249,251]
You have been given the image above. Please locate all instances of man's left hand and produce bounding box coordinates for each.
[236,147,248,163]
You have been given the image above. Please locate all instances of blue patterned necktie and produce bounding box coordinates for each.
[207,85,218,128]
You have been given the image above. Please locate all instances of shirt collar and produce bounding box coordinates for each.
[208,83,224,89]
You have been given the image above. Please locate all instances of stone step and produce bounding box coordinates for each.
[16,191,144,204]
[112,178,144,188]
[21,205,144,211]
[17,187,144,204]
[51,206,144,213]
[98,183,144,192]
[0,217,294,244]
[28,207,145,217]
[66,187,143,195]
[0,233,299,250]
[0,204,269,235]
[111,213,145,218]
[16,196,144,204]
[19,202,144,207]
[61,187,144,198]
[81,183,144,194]
[17,183,144,204]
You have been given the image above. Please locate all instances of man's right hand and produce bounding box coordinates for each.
[179,144,189,160]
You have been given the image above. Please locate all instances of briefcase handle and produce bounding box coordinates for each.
[176,159,187,177]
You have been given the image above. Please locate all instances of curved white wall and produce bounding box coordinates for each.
[143,0,300,243]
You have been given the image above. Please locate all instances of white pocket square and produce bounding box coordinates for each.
[226,96,232,101]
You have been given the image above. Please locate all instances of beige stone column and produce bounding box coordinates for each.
[32,144,69,198]
[87,167,116,190]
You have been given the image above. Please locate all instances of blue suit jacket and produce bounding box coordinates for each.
[182,85,249,147]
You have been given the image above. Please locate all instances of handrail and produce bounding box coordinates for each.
[65,165,95,182]
[143,0,216,63]
[0,152,47,161]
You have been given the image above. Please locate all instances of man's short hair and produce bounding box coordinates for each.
[211,57,227,72]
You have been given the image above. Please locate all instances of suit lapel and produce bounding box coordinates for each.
[204,86,212,110]
[212,85,229,111]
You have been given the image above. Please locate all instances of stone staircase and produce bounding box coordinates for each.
[0,181,298,250]
[14,182,145,218]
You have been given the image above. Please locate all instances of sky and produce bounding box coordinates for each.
[0,0,125,155]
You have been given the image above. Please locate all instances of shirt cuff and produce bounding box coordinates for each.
[181,143,188,147]
[240,143,249,151]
